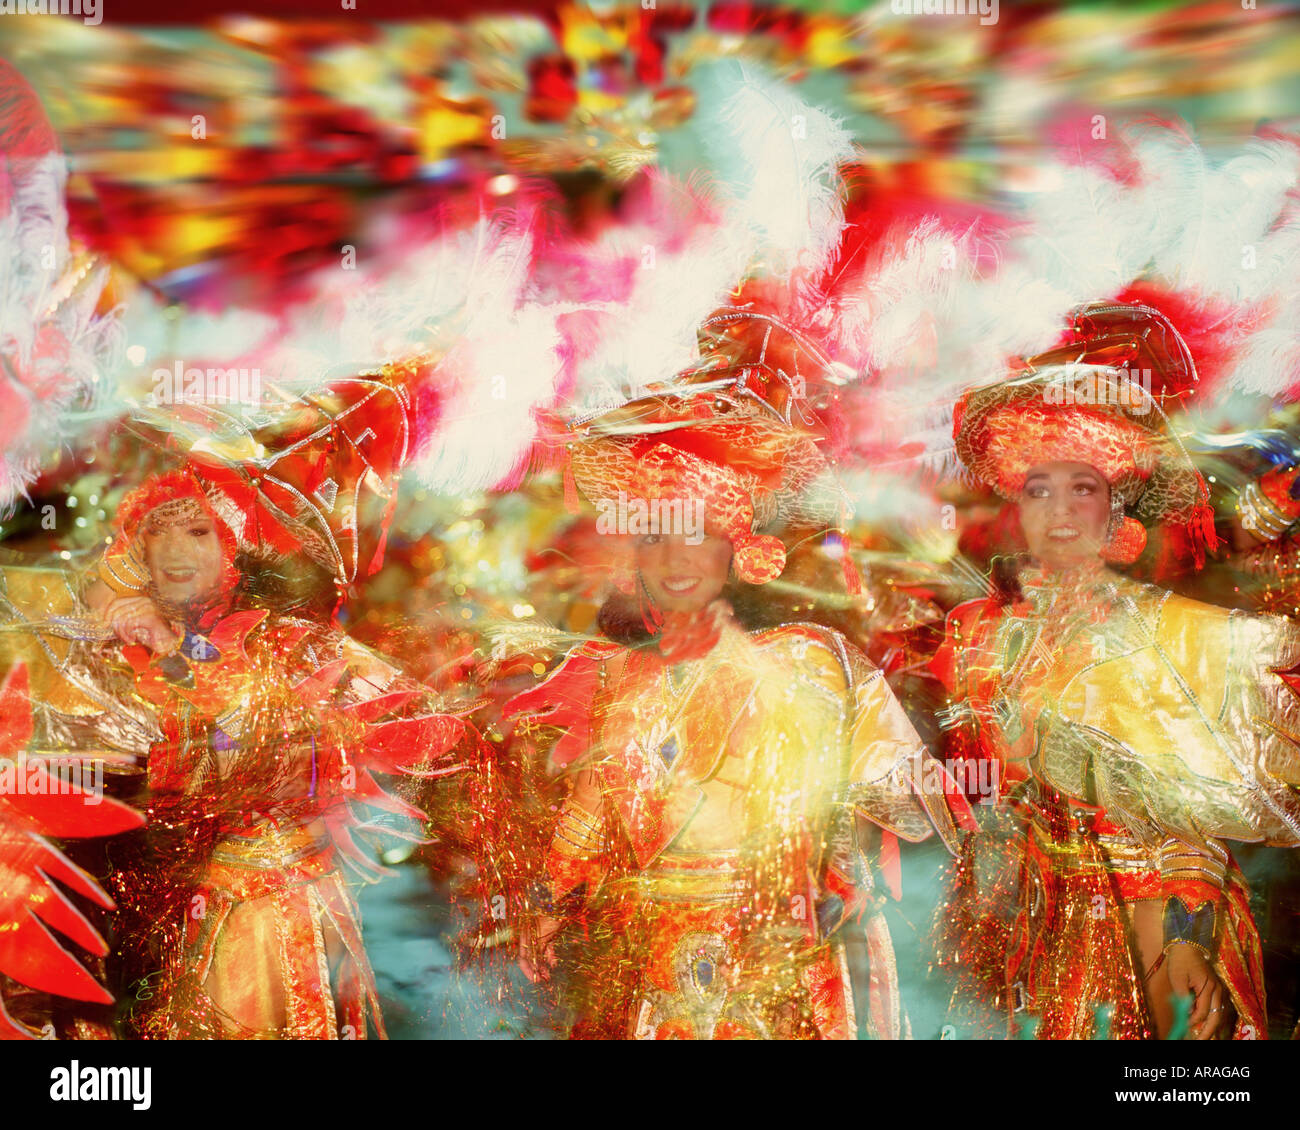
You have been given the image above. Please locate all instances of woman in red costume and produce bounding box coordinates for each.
[934,304,1300,1040]
[83,465,473,1038]
[505,346,973,1040]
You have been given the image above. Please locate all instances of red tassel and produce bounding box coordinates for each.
[368,489,400,577]
[827,530,863,596]
[1198,499,1220,555]
[841,548,863,597]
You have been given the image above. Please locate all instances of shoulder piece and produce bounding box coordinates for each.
[752,621,855,683]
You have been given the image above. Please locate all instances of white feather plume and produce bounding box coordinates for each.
[702,60,855,279]
[0,151,121,511]
[846,124,1300,457]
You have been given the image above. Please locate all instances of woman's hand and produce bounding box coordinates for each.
[1165,943,1234,1039]
[518,915,561,983]
[99,594,180,655]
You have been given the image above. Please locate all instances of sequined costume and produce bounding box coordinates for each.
[92,468,472,1039]
[935,304,1300,1039]
[512,615,966,1039]
[934,564,1300,1038]
[506,319,972,1039]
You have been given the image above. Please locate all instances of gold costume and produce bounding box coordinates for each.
[514,617,965,1039]
[937,565,1300,1038]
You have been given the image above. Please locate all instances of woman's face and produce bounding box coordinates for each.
[634,531,733,613]
[142,511,225,605]
[1018,461,1111,569]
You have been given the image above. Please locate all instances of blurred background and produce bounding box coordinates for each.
[3,0,1300,1038]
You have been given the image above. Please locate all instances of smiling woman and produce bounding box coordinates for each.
[80,465,476,1039]
[500,366,974,1040]
[934,305,1300,1041]
[139,510,224,605]
[1017,462,1112,568]
[634,530,734,612]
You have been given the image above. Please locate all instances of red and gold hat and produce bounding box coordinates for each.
[102,467,245,597]
[953,302,1216,563]
[566,310,846,585]
[954,372,1162,509]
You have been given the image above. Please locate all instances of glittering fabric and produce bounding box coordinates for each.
[507,619,970,1039]
[933,565,1300,1039]
[105,608,470,1039]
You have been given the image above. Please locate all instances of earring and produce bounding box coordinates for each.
[1101,497,1147,565]
[634,570,663,633]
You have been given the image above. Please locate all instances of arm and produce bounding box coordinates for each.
[84,575,180,655]
[520,765,607,983]
[1159,837,1233,1039]
[1234,463,1300,547]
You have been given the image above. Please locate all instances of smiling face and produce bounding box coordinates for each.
[1018,461,1112,569]
[634,531,733,613]
[140,503,226,606]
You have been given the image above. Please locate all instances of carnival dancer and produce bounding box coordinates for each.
[933,303,1300,1040]
[76,463,474,1039]
[504,335,973,1040]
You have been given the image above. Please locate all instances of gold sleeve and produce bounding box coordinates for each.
[1040,589,1300,849]
[851,659,965,854]
[762,626,960,853]
[97,550,151,596]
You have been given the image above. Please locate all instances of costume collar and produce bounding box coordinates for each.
[1017,559,1117,615]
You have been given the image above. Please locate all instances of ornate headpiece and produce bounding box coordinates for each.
[100,468,249,598]
[565,310,846,585]
[113,370,414,594]
[953,302,1217,564]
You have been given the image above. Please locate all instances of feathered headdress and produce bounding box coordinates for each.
[0,60,119,513]
[953,302,1218,566]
